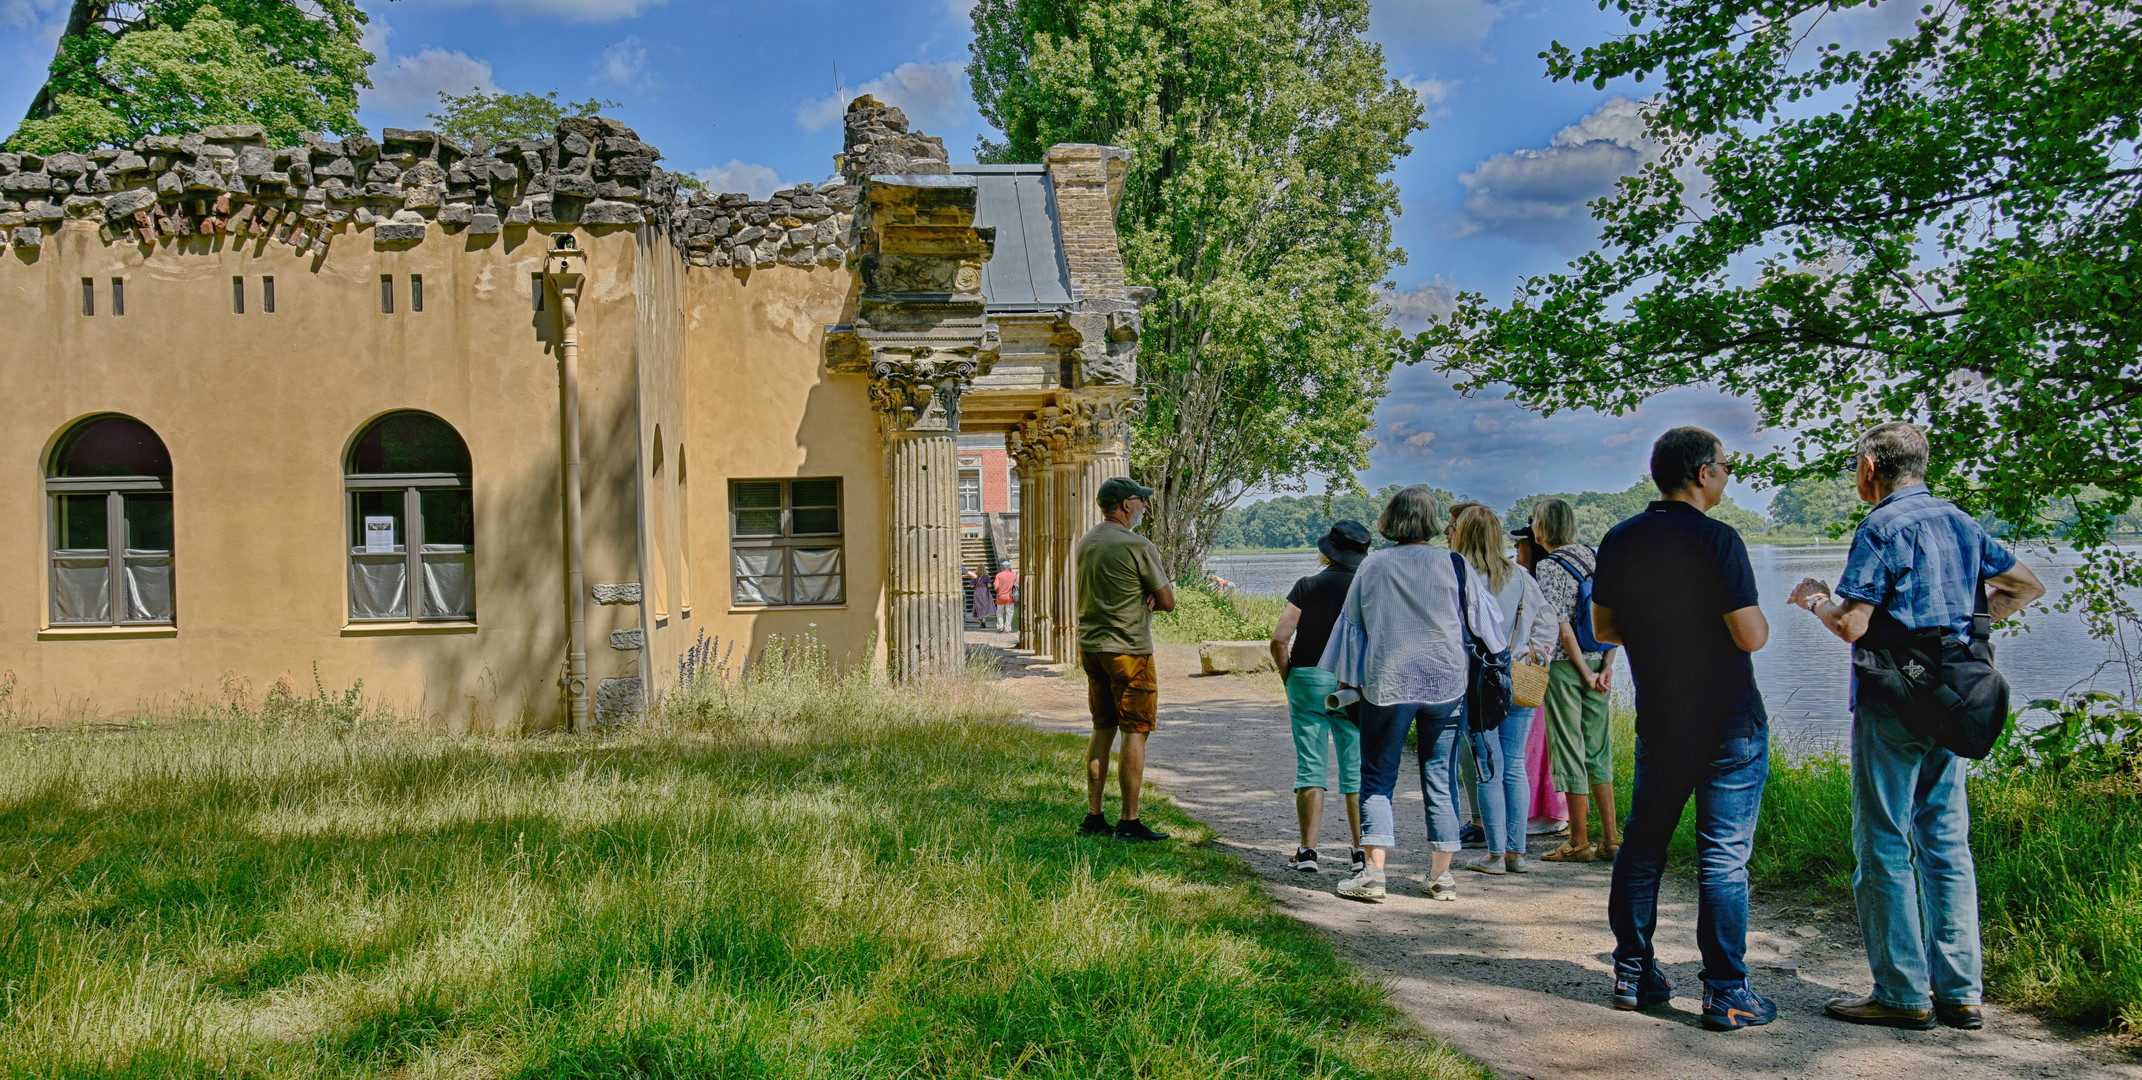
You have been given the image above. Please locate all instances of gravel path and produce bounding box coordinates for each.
[983,633,2139,1080]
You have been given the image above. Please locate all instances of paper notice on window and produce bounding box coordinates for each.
[364,516,396,552]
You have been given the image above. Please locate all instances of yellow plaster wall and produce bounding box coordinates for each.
[0,219,647,731]
[680,265,888,675]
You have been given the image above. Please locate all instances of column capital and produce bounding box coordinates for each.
[1058,392,1143,457]
[868,347,983,433]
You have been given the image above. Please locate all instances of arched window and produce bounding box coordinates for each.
[46,415,175,625]
[346,411,474,622]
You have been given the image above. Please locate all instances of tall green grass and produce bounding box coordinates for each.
[1616,715,2142,1032]
[0,640,1482,1079]
[1153,580,1287,646]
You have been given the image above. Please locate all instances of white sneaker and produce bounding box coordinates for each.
[1336,866,1386,901]
[1427,872,1458,901]
[1527,817,1570,837]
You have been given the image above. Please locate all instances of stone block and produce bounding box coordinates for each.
[468,212,501,234]
[11,226,40,248]
[316,156,356,179]
[595,677,643,726]
[579,199,641,225]
[436,202,473,225]
[401,184,444,210]
[342,135,380,161]
[592,582,642,604]
[609,628,644,650]
[0,172,51,195]
[22,200,63,222]
[201,123,266,142]
[235,146,273,177]
[373,221,426,244]
[1199,640,1274,675]
[44,152,88,177]
[602,152,656,178]
[108,151,147,173]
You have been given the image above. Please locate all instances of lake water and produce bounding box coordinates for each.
[1211,545,2137,743]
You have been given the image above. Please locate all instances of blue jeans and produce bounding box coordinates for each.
[1609,733,1768,990]
[1473,704,1534,856]
[1356,699,1464,851]
[1851,707,1981,1008]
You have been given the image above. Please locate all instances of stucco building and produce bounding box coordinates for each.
[0,96,1142,731]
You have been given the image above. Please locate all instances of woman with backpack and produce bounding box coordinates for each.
[1532,498,1622,862]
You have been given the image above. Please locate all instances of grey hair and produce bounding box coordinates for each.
[1532,497,1577,549]
[1377,485,1443,543]
[1858,421,1929,485]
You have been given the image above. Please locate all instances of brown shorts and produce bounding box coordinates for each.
[1083,651,1159,734]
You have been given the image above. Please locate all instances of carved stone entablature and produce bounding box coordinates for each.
[1048,297,1145,389]
[869,348,984,433]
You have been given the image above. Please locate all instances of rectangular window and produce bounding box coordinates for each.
[346,479,474,622]
[232,277,245,314]
[48,485,174,626]
[531,273,545,311]
[410,274,424,312]
[80,278,94,316]
[110,278,124,317]
[959,472,983,514]
[729,477,844,607]
[380,275,394,314]
[261,276,275,313]
[1007,465,1020,512]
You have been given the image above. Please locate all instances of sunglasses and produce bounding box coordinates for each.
[1704,458,1734,476]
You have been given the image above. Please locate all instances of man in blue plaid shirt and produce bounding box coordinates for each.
[1789,422,2044,1032]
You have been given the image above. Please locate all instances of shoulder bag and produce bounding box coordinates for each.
[1451,553,1514,733]
[1851,578,2010,759]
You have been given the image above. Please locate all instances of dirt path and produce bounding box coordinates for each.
[983,633,2139,1080]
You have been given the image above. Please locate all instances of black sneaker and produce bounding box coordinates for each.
[1349,847,1368,874]
[1115,818,1171,843]
[1613,963,1675,1010]
[1078,812,1113,836]
[1459,821,1488,849]
[1703,984,1778,1031]
[1286,848,1319,872]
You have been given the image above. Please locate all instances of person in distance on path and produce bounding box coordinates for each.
[1269,520,1374,876]
[993,561,1018,633]
[1593,427,1778,1031]
[1075,476,1177,842]
[1788,422,2044,1032]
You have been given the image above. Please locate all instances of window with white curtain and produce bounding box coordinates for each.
[729,477,843,606]
[46,415,175,626]
[346,411,474,622]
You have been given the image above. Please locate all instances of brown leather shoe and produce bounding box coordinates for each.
[1826,994,1936,1030]
[1935,1002,1985,1030]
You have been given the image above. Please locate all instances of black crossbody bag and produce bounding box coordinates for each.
[1450,553,1514,735]
[1851,578,2010,759]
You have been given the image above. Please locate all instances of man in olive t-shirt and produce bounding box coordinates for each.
[1075,476,1176,842]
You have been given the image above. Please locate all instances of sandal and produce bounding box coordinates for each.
[1541,842,1596,863]
[1599,842,1621,861]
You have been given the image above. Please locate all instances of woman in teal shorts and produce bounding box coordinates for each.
[1268,521,1373,874]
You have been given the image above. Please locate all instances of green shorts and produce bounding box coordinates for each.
[1284,667,1361,794]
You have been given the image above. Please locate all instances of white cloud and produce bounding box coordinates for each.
[1370,0,1506,54]
[0,0,64,31]
[943,0,978,19]
[1383,277,1459,334]
[596,36,649,88]
[694,159,786,200]
[362,40,499,121]
[1455,95,1660,250]
[1401,75,1458,118]
[394,0,664,22]
[796,60,969,134]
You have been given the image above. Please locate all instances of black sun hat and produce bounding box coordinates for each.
[1317,520,1373,570]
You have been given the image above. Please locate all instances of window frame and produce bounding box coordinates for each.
[344,470,473,623]
[46,473,174,628]
[727,477,845,608]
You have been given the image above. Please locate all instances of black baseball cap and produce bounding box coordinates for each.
[1097,476,1154,507]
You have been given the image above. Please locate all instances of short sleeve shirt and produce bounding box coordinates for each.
[1283,565,1355,669]
[1076,522,1171,655]
[1594,502,1767,743]
[1536,543,1604,664]
[994,570,1018,604]
[1834,486,2017,637]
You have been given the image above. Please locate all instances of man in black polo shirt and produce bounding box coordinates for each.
[1593,426,1776,1031]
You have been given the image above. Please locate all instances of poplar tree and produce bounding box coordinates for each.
[970,0,1425,575]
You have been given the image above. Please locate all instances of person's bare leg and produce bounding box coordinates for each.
[1431,850,1454,880]
[1592,781,1621,849]
[1344,794,1363,849]
[1568,791,1593,848]
[1366,845,1387,869]
[1117,730,1148,819]
[1086,727,1119,816]
[1296,787,1324,850]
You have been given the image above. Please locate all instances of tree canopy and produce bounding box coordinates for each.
[1414,0,2141,642]
[969,0,1425,575]
[426,88,623,148]
[1500,479,1768,544]
[1214,479,1770,550]
[7,0,372,153]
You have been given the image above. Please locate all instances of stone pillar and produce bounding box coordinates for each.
[1024,445,1056,660]
[1008,427,1048,656]
[1042,144,1133,302]
[1050,447,1083,667]
[872,352,978,682]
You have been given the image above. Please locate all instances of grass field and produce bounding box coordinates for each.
[0,646,1484,1079]
[1613,717,2142,1033]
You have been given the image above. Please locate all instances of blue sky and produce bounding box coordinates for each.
[2,0,1916,513]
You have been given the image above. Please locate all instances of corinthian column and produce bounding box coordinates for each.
[1048,414,1084,667]
[1022,437,1055,660]
[872,350,979,682]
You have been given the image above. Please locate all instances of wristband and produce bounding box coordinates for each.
[1803,593,1829,612]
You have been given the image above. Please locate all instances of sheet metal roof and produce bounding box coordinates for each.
[954,163,1075,311]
